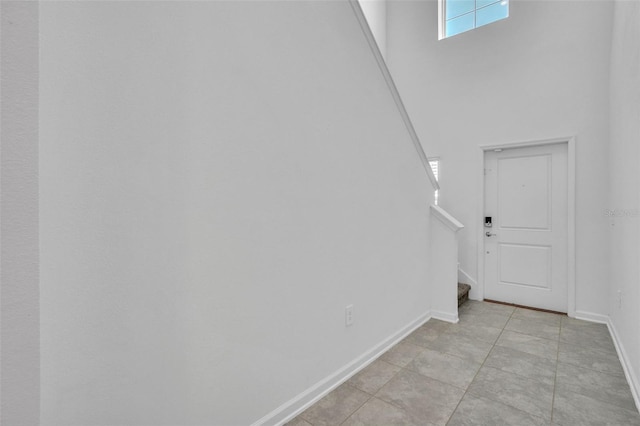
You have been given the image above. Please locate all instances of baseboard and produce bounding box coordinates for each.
[606,318,640,413]
[573,311,640,412]
[574,310,609,324]
[458,268,478,300]
[253,310,432,426]
[431,310,459,324]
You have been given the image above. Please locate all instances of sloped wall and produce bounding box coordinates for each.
[38,1,433,424]
[608,0,640,407]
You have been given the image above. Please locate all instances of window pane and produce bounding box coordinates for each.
[446,0,474,20]
[476,0,508,28]
[476,0,501,9]
[445,12,475,37]
[429,160,439,181]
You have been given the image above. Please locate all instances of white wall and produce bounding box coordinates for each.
[608,0,640,405]
[429,206,463,323]
[38,1,433,424]
[0,2,40,424]
[386,0,613,315]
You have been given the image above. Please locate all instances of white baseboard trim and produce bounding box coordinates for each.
[606,318,640,413]
[573,310,640,412]
[431,310,459,324]
[457,267,476,286]
[458,268,479,300]
[254,310,432,426]
[574,310,609,323]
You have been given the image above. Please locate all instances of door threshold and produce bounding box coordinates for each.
[483,299,567,316]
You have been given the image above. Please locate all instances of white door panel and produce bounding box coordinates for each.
[499,243,551,289]
[498,155,551,230]
[484,144,568,312]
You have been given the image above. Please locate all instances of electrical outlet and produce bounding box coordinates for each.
[345,304,354,326]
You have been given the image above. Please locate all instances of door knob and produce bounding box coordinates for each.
[486,231,497,237]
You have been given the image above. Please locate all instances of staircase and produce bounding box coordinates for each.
[458,283,471,307]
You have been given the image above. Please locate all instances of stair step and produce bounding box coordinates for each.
[458,283,471,307]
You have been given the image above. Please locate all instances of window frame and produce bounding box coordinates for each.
[438,0,509,40]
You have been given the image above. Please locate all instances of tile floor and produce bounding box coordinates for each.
[286,301,640,426]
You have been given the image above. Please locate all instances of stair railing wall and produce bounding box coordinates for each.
[350,0,439,191]
[429,204,465,323]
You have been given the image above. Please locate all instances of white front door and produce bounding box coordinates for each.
[483,143,568,312]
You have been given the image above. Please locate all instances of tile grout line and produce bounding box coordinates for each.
[502,315,564,343]
[338,357,418,425]
[294,306,637,426]
[444,304,516,425]
[336,385,372,426]
[549,316,564,424]
[555,347,626,377]
[348,317,480,423]
[422,312,508,365]
[339,319,460,423]
[555,320,640,415]
[364,340,436,419]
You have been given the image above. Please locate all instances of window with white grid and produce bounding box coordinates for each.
[440,0,509,39]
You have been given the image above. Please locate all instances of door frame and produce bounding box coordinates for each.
[476,136,576,317]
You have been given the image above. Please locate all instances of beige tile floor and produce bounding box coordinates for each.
[286,301,640,426]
